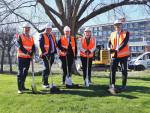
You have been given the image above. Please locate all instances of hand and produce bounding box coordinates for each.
[74,56,77,60]
[109,49,117,53]
[28,51,33,56]
[63,48,68,52]
[45,53,49,56]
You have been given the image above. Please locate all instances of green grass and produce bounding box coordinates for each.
[0,70,150,113]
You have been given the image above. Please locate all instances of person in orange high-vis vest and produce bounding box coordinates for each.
[39,23,57,89]
[80,27,96,85]
[16,22,36,94]
[58,26,77,85]
[107,19,130,90]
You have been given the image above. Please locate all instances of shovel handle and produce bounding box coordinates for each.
[46,56,53,86]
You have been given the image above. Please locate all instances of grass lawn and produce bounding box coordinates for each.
[0,70,150,113]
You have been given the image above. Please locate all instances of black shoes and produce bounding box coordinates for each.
[120,85,126,90]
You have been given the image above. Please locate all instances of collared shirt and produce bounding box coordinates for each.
[24,34,29,40]
[47,33,55,53]
[67,37,70,46]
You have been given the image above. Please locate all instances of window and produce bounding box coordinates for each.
[93,27,98,31]
[140,53,150,60]
[108,31,111,34]
[103,31,107,35]
[98,32,102,36]
[122,24,127,28]
[138,22,145,27]
[98,27,102,31]
[134,22,138,27]
[138,46,144,51]
[134,28,138,33]
[131,46,136,51]
[146,38,150,41]
[93,32,97,36]
[145,21,150,26]
[128,23,133,28]
[139,27,145,32]
[132,53,137,57]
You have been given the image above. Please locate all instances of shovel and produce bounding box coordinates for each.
[65,52,72,85]
[46,56,56,89]
[31,57,38,93]
[108,51,120,94]
[85,52,89,87]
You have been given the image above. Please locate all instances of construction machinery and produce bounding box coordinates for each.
[92,44,111,71]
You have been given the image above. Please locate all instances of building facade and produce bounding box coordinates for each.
[52,18,150,61]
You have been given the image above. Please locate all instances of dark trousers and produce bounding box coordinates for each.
[80,56,92,81]
[41,56,50,77]
[50,53,54,66]
[17,57,31,79]
[60,56,73,82]
[111,56,128,86]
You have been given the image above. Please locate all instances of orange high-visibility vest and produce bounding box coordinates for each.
[51,34,57,48]
[39,33,50,56]
[17,34,34,58]
[110,30,130,58]
[80,37,96,58]
[59,35,75,57]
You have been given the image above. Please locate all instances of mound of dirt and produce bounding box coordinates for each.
[108,88,121,94]
[50,86,60,94]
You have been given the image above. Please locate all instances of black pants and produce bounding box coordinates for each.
[111,56,128,86]
[41,56,50,77]
[50,53,54,66]
[17,57,31,78]
[80,56,92,81]
[60,55,73,82]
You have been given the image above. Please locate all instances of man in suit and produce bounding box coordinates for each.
[39,23,57,89]
[107,19,130,90]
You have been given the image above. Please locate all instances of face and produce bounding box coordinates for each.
[84,31,91,39]
[64,31,70,37]
[45,28,52,34]
[23,27,30,35]
[114,23,122,31]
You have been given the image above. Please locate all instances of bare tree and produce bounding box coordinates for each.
[1,0,150,74]
[0,26,18,74]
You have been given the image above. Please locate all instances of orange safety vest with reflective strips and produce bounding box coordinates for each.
[39,33,57,56]
[51,34,57,49]
[59,35,75,57]
[17,34,34,58]
[110,30,130,58]
[80,37,96,58]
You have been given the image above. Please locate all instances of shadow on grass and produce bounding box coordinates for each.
[59,84,150,99]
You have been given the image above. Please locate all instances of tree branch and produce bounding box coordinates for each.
[37,0,63,34]
[76,0,94,22]
[75,0,148,32]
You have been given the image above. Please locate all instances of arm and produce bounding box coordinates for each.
[117,32,129,51]
[107,37,111,51]
[89,38,96,52]
[16,35,28,54]
[80,39,86,53]
[57,39,64,51]
[39,34,47,54]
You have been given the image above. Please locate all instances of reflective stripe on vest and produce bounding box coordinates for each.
[17,34,34,58]
[110,30,130,58]
[39,33,50,56]
[59,35,75,57]
[80,37,96,58]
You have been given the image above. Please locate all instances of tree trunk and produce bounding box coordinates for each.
[71,59,80,75]
[1,47,5,74]
[8,49,12,74]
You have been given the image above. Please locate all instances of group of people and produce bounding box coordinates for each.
[16,19,130,94]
